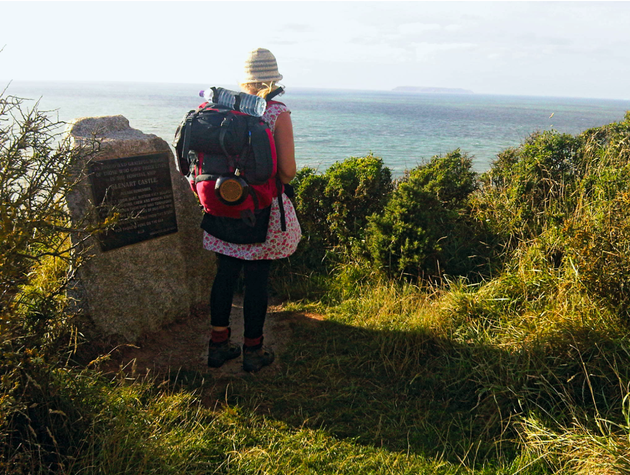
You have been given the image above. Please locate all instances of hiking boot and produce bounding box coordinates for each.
[242,346,275,373]
[208,340,241,368]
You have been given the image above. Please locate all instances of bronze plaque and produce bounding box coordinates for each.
[89,153,178,251]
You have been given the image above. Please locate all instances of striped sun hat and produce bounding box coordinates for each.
[241,48,283,84]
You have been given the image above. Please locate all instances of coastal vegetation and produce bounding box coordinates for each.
[2,81,630,474]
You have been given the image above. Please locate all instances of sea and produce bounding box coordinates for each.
[5,80,630,175]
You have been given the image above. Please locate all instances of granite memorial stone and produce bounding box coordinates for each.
[66,115,214,343]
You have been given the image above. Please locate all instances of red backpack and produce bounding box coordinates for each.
[173,101,285,244]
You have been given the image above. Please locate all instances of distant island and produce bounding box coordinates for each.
[393,86,474,95]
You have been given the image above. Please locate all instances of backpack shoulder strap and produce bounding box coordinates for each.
[276,177,286,231]
[180,112,196,174]
[265,87,284,101]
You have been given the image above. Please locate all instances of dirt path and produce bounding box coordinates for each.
[102,295,297,377]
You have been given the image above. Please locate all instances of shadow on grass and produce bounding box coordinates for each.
[167,312,630,468]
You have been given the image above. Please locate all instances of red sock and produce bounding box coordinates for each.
[243,335,263,349]
[211,328,230,344]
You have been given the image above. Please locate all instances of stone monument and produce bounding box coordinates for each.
[66,115,214,343]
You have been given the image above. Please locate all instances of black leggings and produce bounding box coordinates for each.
[210,253,272,340]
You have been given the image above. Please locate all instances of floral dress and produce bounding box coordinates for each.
[202,102,302,260]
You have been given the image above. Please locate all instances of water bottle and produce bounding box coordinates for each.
[199,87,266,117]
[237,92,267,117]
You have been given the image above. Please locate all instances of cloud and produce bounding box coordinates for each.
[398,22,442,35]
[394,22,465,42]
[268,38,304,46]
[444,24,463,33]
[412,42,478,61]
[281,23,315,33]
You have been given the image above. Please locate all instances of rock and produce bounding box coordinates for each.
[66,115,214,343]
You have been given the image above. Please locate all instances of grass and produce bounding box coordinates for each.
[209,263,629,474]
[50,364,472,474]
[3,252,625,474]
[41,260,626,475]
[4,277,629,474]
[5,263,630,472]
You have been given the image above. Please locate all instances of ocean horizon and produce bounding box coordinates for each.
[4,79,630,175]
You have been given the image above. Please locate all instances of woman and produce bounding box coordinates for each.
[206,48,301,372]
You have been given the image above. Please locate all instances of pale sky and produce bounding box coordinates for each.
[1,1,630,100]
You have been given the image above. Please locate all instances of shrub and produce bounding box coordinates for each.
[290,154,393,273]
[564,113,630,316]
[566,193,630,316]
[0,87,99,472]
[470,112,630,319]
[286,167,330,273]
[366,149,491,280]
[473,130,582,247]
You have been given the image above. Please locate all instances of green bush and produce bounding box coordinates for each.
[564,113,630,315]
[291,154,393,273]
[366,149,491,280]
[474,130,582,247]
[0,87,99,472]
[470,112,630,318]
[566,193,630,314]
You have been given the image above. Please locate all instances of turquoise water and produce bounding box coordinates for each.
[5,81,630,174]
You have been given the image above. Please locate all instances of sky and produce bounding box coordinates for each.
[1,1,630,100]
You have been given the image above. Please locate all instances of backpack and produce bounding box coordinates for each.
[173,100,286,244]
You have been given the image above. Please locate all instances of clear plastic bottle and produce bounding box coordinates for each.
[237,92,267,117]
[199,87,266,117]
[201,87,236,109]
